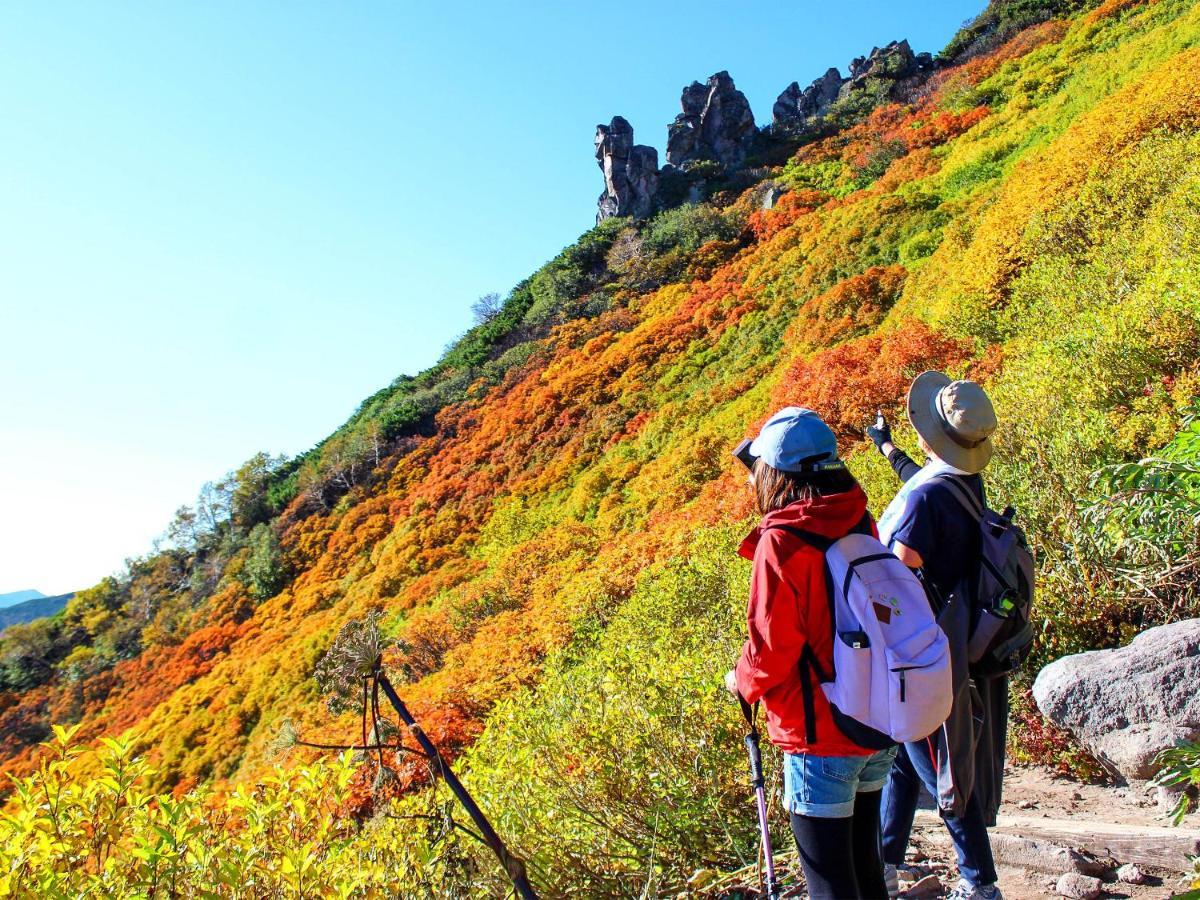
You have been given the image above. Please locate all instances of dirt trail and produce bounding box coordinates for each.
[706,764,1200,898]
[904,765,1198,898]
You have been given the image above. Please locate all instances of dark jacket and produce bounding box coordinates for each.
[888,448,1008,824]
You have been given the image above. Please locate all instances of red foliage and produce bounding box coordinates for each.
[1009,689,1108,780]
[782,265,908,351]
[967,343,1006,383]
[747,190,830,242]
[904,106,991,150]
[773,320,973,440]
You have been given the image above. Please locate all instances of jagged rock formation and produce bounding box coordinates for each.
[598,43,939,217]
[665,71,756,170]
[841,39,934,98]
[773,67,843,131]
[595,116,659,222]
[772,41,935,133]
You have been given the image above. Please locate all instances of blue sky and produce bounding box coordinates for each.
[0,0,980,595]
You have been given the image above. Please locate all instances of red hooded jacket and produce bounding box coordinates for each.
[734,485,877,757]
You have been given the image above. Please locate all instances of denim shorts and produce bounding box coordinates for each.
[782,746,898,818]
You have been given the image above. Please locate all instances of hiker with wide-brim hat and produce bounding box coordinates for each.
[724,407,897,900]
[866,372,1006,900]
[906,371,996,473]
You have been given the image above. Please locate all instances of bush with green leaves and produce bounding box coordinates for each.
[0,725,479,898]
[641,203,743,257]
[241,524,289,601]
[457,524,786,896]
[1152,742,1200,893]
[1085,410,1200,623]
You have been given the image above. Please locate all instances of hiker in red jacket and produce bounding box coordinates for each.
[724,407,896,900]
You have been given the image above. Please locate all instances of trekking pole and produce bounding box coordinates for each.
[376,671,538,900]
[738,694,782,900]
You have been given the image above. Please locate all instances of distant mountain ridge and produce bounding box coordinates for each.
[0,593,72,632]
[0,589,45,609]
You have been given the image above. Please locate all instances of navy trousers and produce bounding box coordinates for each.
[880,736,998,887]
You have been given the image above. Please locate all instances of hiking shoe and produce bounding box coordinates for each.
[883,863,899,900]
[946,879,1003,900]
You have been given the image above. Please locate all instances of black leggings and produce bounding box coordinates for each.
[790,789,887,900]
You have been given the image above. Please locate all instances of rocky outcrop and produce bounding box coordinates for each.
[1055,873,1103,899]
[771,40,935,134]
[841,40,934,99]
[595,116,659,222]
[594,40,940,217]
[773,67,843,130]
[1032,618,1200,780]
[665,71,756,171]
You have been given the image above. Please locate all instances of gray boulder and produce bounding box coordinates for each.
[595,116,659,223]
[1033,618,1200,779]
[760,182,785,210]
[772,67,844,131]
[665,71,756,171]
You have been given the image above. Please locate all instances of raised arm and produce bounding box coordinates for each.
[887,446,923,483]
[868,412,924,484]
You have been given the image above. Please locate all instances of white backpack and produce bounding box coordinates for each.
[771,523,953,748]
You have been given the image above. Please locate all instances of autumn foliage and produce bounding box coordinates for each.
[3,0,1200,893]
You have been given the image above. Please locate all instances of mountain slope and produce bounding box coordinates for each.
[2,0,1200,894]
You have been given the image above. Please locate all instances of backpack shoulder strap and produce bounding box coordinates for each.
[934,473,985,521]
[766,512,872,548]
[766,522,839,645]
[766,523,835,553]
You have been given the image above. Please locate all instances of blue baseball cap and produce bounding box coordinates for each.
[748,407,844,473]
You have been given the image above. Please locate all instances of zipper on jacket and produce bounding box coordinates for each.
[900,670,906,702]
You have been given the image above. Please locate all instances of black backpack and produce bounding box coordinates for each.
[937,475,1035,679]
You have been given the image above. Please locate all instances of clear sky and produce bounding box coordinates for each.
[0,0,981,596]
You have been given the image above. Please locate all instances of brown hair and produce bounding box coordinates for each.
[752,458,859,515]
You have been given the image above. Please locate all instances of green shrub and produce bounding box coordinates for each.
[241,524,288,601]
[460,525,779,896]
[899,228,944,264]
[642,203,743,257]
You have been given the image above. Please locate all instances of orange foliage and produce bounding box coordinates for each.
[773,320,973,440]
[782,265,908,352]
[1086,0,1156,23]
[747,190,830,242]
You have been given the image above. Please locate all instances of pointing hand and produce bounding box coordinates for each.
[866,410,892,451]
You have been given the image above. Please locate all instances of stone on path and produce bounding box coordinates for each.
[1116,862,1148,884]
[1055,872,1103,899]
[903,874,942,898]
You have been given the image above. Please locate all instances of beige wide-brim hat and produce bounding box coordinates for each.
[907,371,997,474]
